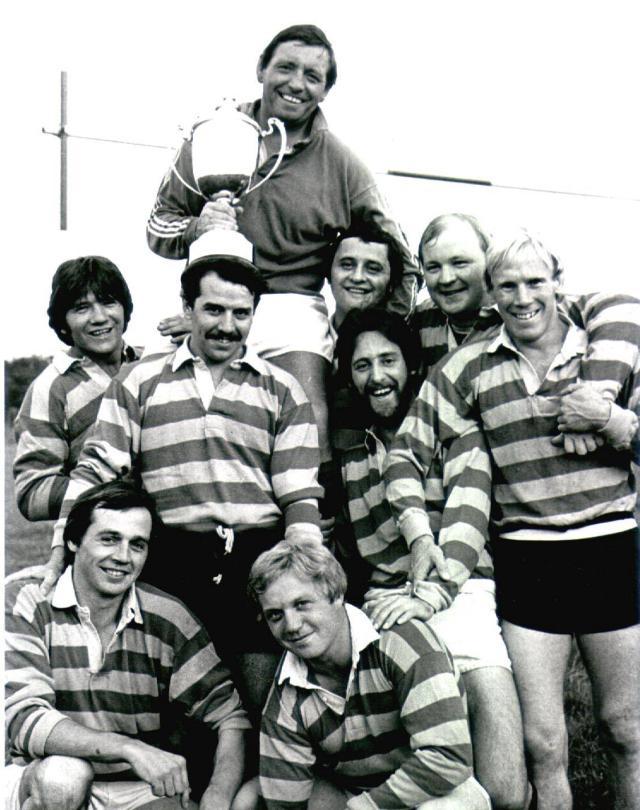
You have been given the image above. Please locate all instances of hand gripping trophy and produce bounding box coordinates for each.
[171,99,287,261]
[173,99,287,264]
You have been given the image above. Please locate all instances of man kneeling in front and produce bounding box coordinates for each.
[5,480,250,810]
[242,539,490,810]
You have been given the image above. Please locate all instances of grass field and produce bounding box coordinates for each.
[3,425,613,807]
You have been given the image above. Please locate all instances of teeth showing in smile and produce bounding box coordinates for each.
[103,568,127,579]
[90,328,112,336]
[514,310,539,320]
[370,387,393,397]
[281,93,302,104]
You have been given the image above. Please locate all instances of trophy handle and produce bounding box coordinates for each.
[245,117,287,195]
[170,137,207,198]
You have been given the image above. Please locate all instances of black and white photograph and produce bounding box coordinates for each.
[4,3,639,809]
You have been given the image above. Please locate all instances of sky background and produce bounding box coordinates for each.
[3,0,639,358]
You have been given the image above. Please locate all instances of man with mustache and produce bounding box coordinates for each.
[44,239,324,722]
[147,24,420,482]
[325,220,408,463]
[333,308,529,810]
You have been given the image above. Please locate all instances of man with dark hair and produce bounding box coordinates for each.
[241,538,490,810]
[329,219,407,333]
[325,222,408,467]
[44,243,323,722]
[5,480,250,810]
[334,308,530,810]
[13,256,140,521]
[147,23,420,470]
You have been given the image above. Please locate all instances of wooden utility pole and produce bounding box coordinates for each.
[59,72,68,230]
[42,71,69,230]
[42,70,173,230]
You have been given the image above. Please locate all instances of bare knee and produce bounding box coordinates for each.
[464,669,528,809]
[596,705,640,756]
[524,720,568,771]
[24,756,93,810]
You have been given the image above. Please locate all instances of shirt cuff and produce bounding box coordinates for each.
[31,710,70,757]
[413,580,452,613]
[346,790,379,810]
[397,509,435,546]
[599,403,639,450]
[284,523,323,544]
[51,521,66,549]
[217,715,253,733]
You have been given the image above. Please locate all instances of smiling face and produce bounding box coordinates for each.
[69,507,151,604]
[64,290,125,365]
[185,271,254,367]
[421,219,488,326]
[351,331,409,424]
[259,571,348,664]
[490,251,562,349]
[330,238,392,325]
[258,40,329,128]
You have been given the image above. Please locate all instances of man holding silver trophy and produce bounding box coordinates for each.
[147,24,421,491]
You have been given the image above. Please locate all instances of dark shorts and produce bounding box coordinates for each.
[143,524,282,658]
[493,527,640,634]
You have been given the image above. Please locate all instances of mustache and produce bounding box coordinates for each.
[364,381,399,395]
[205,330,242,341]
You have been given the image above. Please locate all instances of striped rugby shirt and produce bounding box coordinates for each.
[260,604,472,810]
[5,565,250,778]
[413,292,640,407]
[13,345,140,521]
[385,320,639,541]
[52,340,322,548]
[341,427,493,613]
[411,299,501,371]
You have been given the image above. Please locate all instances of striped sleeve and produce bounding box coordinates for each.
[568,292,640,447]
[140,590,250,734]
[259,685,316,810]
[5,578,69,758]
[384,359,492,611]
[146,141,202,259]
[348,622,472,809]
[13,371,71,521]
[52,376,141,549]
[568,292,640,391]
[271,375,323,539]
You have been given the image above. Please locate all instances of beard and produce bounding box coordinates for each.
[362,378,417,432]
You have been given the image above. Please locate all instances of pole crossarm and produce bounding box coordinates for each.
[42,128,173,150]
[387,169,640,203]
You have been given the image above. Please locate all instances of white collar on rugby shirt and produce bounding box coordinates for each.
[53,564,143,627]
[278,603,379,703]
[172,336,268,375]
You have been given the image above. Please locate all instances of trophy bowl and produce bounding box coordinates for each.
[187,100,287,200]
